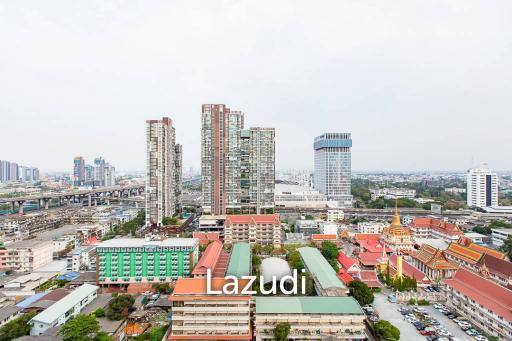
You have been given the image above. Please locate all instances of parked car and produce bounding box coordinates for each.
[421,330,436,336]
[426,337,438,341]
[474,336,488,341]
[447,314,456,319]
[465,329,479,336]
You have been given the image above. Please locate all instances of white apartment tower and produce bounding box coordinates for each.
[467,166,498,208]
[145,117,182,226]
[201,104,275,215]
[314,133,353,207]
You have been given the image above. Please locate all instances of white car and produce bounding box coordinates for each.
[437,329,452,337]
[433,303,444,309]
[466,329,479,336]
[474,336,488,341]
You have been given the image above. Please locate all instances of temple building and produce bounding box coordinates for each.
[411,244,457,281]
[380,204,414,253]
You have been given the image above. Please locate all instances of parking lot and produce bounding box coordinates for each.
[373,291,475,341]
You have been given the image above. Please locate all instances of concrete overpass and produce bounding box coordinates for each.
[0,185,145,213]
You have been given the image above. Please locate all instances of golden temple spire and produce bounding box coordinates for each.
[391,198,402,227]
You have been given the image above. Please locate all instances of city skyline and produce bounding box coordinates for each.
[2,1,512,173]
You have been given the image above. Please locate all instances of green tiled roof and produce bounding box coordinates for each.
[226,242,251,277]
[255,296,363,314]
[298,247,346,290]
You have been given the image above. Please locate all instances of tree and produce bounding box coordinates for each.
[93,308,105,317]
[500,235,512,259]
[152,283,171,294]
[162,216,179,225]
[252,254,262,268]
[133,325,169,341]
[106,294,135,320]
[60,314,101,341]
[321,241,339,261]
[348,281,374,306]
[273,322,291,341]
[287,250,304,271]
[374,320,400,341]
[301,272,316,296]
[0,311,36,340]
[262,244,274,255]
[252,243,262,255]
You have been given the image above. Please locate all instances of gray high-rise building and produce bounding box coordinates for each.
[145,117,182,226]
[314,133,353,207]
[73,156,85,186]
[201,104,275,215]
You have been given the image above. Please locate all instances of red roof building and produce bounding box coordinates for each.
[388,254,430,285]
[337,269,355,285]
[224,214,281,247]
[192,241,228,277]
[444,241,505,274]
[357,252,382,267]
[478,253,512,288]
[354,270,383,288]
[338,252,360,273]
[444,268,512,340]
[410,218,463,242]
[410,244,457,281]
[192,232,221,246]
[358,239,392,254]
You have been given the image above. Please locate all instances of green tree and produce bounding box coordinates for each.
[152,283,171,294]
[60,314,101,341]
[252,243,262,255]
[348,281,374,306]
[133,325,169,341]
[301,272,316,296]
[321,241,339,261]
[287,250,304,271]
[262,244,274,255]
[273,322,291,341]
[93,308,105,318]
[252,254,262,268]
[106,294,135,320]
[500,235,512,259]
[162,216,179,225]
[0,311,36,340]
[374,320,400,341]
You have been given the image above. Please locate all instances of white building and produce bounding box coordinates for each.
[314,133,353,207]
[467,166,498,208]
[66,245,96,271]
[274,183,337,209]
[319,222,339,237]
[30,284,99,336]
[145,117,182,226]
[357,222,386,234]
[370,188,416,200]
[491,228,512,247]
[327,209,344,222]
[5,240,53,272]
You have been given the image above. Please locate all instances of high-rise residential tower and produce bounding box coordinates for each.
[201,104,275,215]
[314,133,353,207]
[467,166,498,208]
[146,117,182,226]
[73,156,85,186]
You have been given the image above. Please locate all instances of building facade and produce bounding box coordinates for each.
[73,156,85,186]
[409,218,463,242]
[254,297,366,340]
[145,117,182,226]
[96,238,198,285]
[313,133,353,207]
[201,104,275,215]
[467,166,498,208]
[223,214,281,247]
[5,240,53,272]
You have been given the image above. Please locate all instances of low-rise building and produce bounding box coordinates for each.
[370,188,416,200]
[169,278,252,340]
[254,297,366,340]
[295,219,321,237]
[410,244,457,280]
[298,247,347,296]
[443,268,512,341]
[443,241,505,273]
[191,240,228,278]
[224,215,281,247]
[491,228,512,247]
[66,245,96,272]
[409,218,464,242]
[5,240,54,272]
[30,283,99,336]
[357,222,386,234]
[96,238,199,286]
[326,209,344,222]
[0,306,22,327]
[226,242,251,278]
[319,222,338,237]
[198,215,226,237]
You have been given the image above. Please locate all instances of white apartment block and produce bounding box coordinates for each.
[314,133,353,207]
[319,222,339,237]
[327,209,344,222]
[370,188,416,200]
[30,284,99,336]
[201,104,275,215]
[66,245,96,272]
[467,166,498,208]
[492,228,512,247]
[224,214,282,247]
[5,240,53,272]
[145,117,182,226]
[357,222,386,234]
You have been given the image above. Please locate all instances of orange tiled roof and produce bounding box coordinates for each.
[411,218,463,236]
[192,240,223,276]
[413,244,457,270]
[467,243,505,260]
[354,233,380,242]
[444,268,512,322]
[124,322,150,336]
[225,214,280,226]
[171,277,251,296]
[389,254,431,284]
[311,234,337,240]
[444,242,483,264]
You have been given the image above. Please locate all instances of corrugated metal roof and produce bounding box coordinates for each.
[298,247,346,290]
[97,238,198,249]
[226,243,251,277]
[16,292,48,308]
[31,284,99,324]
[255,297,363,314]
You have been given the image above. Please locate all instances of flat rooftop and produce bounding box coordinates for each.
[97,238,198,248]
[255,296,363,314]
[226,242,251,277]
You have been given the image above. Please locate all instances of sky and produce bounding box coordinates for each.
[1,0,511,173]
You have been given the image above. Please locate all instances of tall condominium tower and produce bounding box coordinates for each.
[146,117,182,226]
[201,104,275,215]
[73,156,86,186]
[314,133,353,207]
[467,166,498,208]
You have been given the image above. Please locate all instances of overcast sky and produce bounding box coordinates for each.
[1,1,511,173]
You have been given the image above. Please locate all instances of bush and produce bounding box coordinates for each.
[93,308,105,317]
[408,298,416,305]
[348,281,374,306]
[417,299,429,306]
[374,320,400,341]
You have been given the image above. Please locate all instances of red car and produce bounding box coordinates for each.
[420,330,435,336]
